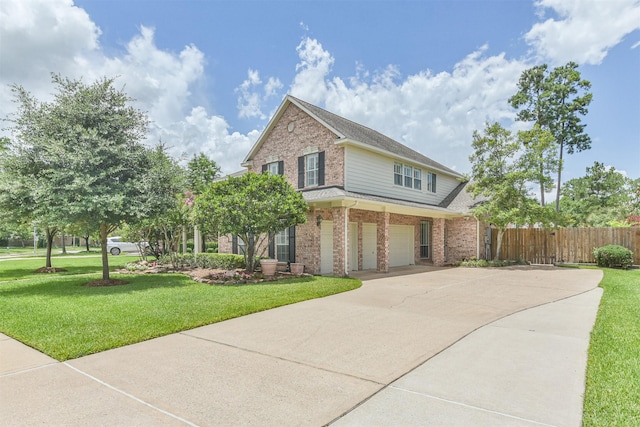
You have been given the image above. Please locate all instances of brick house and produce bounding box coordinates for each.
[218,95,484,275]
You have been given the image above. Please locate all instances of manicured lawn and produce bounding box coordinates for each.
[0,258,361,361]
[0,255,130,281]
[583,268,640,426]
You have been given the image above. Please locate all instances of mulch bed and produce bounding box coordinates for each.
[34,267,68,273]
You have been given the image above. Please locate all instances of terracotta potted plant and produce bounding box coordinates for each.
[260,259,278,276]
[290,263,304,275]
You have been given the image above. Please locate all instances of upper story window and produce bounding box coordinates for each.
[262,160,283,175]
[394,163,403,186]
[298,151,325,189]
[427,172,437,193]
[306,153,319,187]
[394,162,422,190]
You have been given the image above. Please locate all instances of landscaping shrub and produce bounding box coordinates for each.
[458,259,529,268]
[593,245,634,269]
[159,253,245,270]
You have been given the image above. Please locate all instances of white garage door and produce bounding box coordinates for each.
[320,220,334,275]
[389,225,414,267]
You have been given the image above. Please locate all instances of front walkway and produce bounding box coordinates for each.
[1,266,602,426]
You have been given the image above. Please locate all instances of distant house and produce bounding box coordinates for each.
[218,95,485,275]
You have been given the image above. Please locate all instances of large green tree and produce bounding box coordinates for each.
[4,74,172,281]
[194,172,307,272]
[559,162,637,227]
[510,62,592,210]
[468,122,554,260]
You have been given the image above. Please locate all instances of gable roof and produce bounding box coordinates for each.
[243,95,463,177]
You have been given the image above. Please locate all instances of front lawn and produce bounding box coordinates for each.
[0,258,361,361]
[0,255,130,281]
[583,268,640,426]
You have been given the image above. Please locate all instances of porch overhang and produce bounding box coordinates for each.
[302,187,468,219]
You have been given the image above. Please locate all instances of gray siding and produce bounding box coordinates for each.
[344,146,459,205]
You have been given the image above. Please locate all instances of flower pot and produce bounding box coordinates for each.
[290,263,304,275]
[260,259,278,276]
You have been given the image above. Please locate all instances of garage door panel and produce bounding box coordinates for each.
[389,225,414,267]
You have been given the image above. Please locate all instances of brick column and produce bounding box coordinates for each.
[332,207,346,276]
[432,218,445,266]
[377,211,390,272]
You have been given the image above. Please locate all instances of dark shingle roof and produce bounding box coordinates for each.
[290,96,461,177]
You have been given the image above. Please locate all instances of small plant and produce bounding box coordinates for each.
[458,259,528,268]
[593,245,633,269]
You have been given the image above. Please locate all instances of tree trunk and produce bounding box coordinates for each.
[99,223,110,280]
[539,163,545,206]
[555,140,564,212]
[84,235,90,252]
[45,227,57,268]
[245,236,256,273]
[493,228,505,261]
[61,231,67,254]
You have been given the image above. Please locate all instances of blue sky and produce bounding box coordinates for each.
[1,0,639,196]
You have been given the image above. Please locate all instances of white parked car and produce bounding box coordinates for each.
[106,237,147,256]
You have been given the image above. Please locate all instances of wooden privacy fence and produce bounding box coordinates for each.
[490,227,640,265]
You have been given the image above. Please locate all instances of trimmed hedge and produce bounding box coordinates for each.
[159,253,245,270]
[593,245,634,269]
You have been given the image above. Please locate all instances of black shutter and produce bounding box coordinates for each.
[318,151,325,186]
[232,236,237,254]
[278,160,284,175]
[268,233,275,259]
[289,226,296,263]
[433,174,437,193]
[298,156,305,188]
[261,164,267,173]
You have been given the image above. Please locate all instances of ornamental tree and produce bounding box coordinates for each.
[468,122,555,259]
[194,172,308,272]
[3,74,173,281]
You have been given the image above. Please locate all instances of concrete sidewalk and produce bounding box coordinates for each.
[1,266,602,426]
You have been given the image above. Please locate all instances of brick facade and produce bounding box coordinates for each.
[248,103,345,188]
[214,98,480,276]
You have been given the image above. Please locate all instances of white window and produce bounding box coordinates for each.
[404,165,413,188]
[427,172,437,193]
[275,229,290,262]
[394,163,403,186]
[306,153,319,187]
[414,169,422,190]
[267,162,279,175]
[394,162,422,190]
[237,236,246,255]
[420,221,430,259]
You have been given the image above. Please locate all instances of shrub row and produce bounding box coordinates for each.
[159,253,245,270]
[593,245,633,269]
[457,258,529,268]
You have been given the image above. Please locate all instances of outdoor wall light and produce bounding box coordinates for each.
[316,215,323,226]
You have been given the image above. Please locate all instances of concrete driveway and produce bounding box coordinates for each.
[1,266,602,426]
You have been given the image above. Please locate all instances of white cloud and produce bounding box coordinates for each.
[235,69,283,120]
[526,0,640,65]
[289,41,526,172]
[0,0,249,174]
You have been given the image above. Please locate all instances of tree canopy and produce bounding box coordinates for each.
[559,162,639,227]
[467,122,555,259]
[194,172,308,272]
[510,61,592,211]
[2,74,173,281]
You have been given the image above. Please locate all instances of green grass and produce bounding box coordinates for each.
[0,255,130,281]
[583,268,640,426]
[0,258,361,361]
